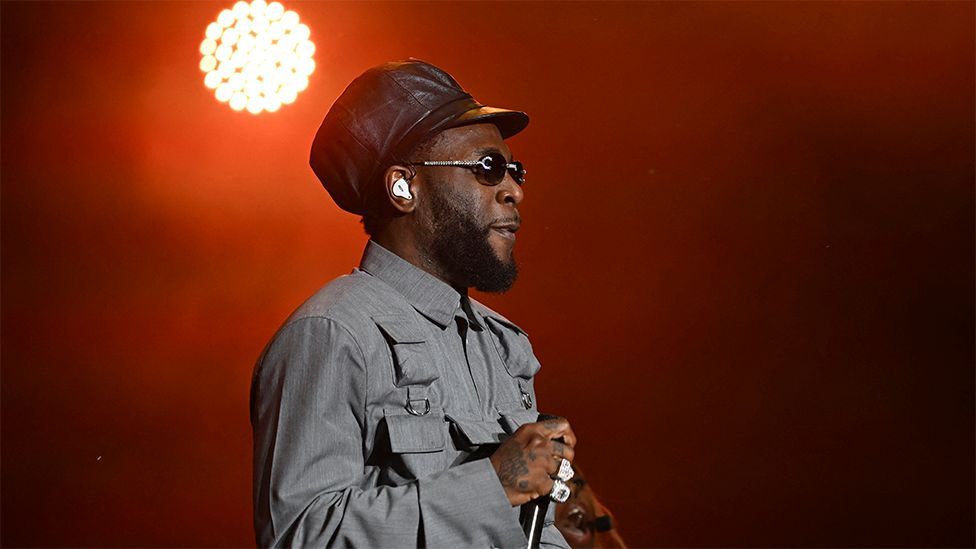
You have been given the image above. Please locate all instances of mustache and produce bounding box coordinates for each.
[487,214,521,227]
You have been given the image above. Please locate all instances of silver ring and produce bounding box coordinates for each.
[556,458,574,482]
[549,479,571,503]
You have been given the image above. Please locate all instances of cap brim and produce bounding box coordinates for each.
[450,106,530,139]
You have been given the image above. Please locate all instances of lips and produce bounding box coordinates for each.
[490,222,519,240]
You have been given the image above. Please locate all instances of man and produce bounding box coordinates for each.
[250,59,576,548]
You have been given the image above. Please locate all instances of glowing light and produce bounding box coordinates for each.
[230,49,247,67]
[249,0,267,18]
[199,38,217,55]
[296,39,315,58]
[204,71,223,89]
[199,0,315,114]
[228,73,246,91]
[246,96,264,114]
[217,9,235,28]
[280,10,299,29]
[230,92,247,111]
[214,43,233,62]
[199,55,217,72]
[266,1,285,20]
[205,22,223,40]
[215,84,234,102]
[237,33,255,52]
[221,27,240,46]
[217,61,234,78]
[232,1,249,18]
[235,17,253,36]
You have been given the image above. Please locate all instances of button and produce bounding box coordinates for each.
[521,392,533,409]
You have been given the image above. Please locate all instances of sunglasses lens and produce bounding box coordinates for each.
[510,161,525,184]
[477,153,505,184]
[476,154,525,185]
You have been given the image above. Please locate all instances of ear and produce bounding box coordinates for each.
[382,165,417,214]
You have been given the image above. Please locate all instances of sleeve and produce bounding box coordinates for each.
[541,523,571,548]
[250,316,528,548]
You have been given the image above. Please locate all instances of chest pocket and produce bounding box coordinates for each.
[381,406,449,482]
[373,315,439,387]
[483,314,540,410]
[373,314,441,419]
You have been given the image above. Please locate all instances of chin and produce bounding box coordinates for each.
[490,242,515,263]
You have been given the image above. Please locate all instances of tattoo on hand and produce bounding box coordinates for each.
[496,444,529,490]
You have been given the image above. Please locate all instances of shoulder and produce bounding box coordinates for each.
[283,269,413,330]
[258,270,416,364]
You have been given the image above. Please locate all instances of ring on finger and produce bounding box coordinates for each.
[549,479,571,503]
[556,458,574,482]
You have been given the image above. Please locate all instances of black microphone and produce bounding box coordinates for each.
[519,494,550,549]
[519,413,560,548]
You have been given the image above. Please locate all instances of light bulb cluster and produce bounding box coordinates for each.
[199,0,315,114]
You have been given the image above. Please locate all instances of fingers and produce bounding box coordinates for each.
[493,418,579,507]
[545,455,561,476]
[515,418,578,462]
[538,417,577,448]
[551,439,575,463]
[537,474,556,500]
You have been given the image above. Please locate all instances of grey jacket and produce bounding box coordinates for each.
[250,241,569,548]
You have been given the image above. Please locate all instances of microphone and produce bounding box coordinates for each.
[519,494,550,549]
[519,413,560,549]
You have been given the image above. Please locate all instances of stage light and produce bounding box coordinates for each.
[199,0,315,115]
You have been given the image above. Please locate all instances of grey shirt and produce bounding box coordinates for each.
[251,241,569,548]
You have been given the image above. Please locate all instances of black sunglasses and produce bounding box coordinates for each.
[411,152,525,185]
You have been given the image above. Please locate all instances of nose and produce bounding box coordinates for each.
[496,175,523,206]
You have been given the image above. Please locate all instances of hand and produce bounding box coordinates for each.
[489,416,577,506]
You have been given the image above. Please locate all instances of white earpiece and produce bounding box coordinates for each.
[392,177,413,200]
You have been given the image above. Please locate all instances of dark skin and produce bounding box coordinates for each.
[372,123,578,506]
[374,123,523,286]
[489,416,577,506]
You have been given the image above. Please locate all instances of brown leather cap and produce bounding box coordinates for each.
[309,59,529,215]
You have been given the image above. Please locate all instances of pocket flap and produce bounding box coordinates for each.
[384,407,446,453]
[445,412,508,446]
[373,315,439,386]
[497,407,541,435]
[373,315,427,343]
[484,316,541,379]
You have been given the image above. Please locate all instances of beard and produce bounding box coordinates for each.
[424,185,518,293]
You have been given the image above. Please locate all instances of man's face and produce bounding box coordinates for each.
[414,123,524,292]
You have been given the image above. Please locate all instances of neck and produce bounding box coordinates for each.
[372,230,467,293]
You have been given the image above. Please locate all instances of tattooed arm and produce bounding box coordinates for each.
[489,417,578,506]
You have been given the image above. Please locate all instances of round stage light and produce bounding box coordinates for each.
[199,0,315,115]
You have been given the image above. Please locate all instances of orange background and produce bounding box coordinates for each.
[2,2,973,546]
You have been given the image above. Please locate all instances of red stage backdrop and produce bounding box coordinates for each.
[2,2,973,547]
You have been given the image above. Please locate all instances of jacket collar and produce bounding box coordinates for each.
[359,240,483,329]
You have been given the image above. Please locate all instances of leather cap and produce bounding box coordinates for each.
[309,59,529,215]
